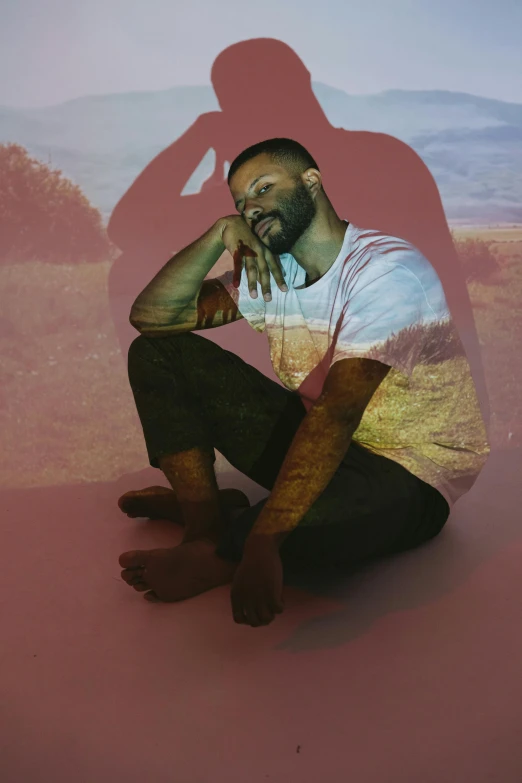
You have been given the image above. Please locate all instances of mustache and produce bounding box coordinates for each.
[255,213,279,230]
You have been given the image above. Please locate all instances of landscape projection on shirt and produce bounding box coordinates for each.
[220,221,490,508]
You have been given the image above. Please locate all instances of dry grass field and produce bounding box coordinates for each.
[1,227,521,488]
[451,226,522,242]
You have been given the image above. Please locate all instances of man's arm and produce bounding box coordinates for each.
[129,218,242,336]
[130,212,286,337]
[230,356,391,625]
[247,357,391,543]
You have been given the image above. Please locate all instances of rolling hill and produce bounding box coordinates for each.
[1,84,521,225]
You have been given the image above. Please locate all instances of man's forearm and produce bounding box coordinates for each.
[129,219,226,331]
[247,399,360,543]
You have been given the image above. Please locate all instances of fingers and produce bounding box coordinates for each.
[232,239,253,289]
[256,605,276,625]
[231,591,278,627]
[245,254,270,301]
[231,231,287,300]
[255,256,273,302]
[245,253,287,301]
[231,591,247,624]
[265,251,288,293]
[245,257,260,299]
[233,604,272,627]
[232,252,242,288]
[233,609,247,624]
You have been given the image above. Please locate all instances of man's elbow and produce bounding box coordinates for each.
[129,312,144,331]
[129,309,164,334]
[128,310,193,337]
[128,303,161,331]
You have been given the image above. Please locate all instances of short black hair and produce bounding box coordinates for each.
[227,137,321,188]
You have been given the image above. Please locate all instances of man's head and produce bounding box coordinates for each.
[228,138,326,255]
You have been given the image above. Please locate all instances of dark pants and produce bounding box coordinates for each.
[127,331,450,571]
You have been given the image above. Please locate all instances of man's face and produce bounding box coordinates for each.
[230,156,317,255]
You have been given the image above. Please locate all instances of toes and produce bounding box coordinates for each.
[144,591,161,602]
[117,494,133,512]
[120,567,145,585]
[132,582,149,592]
[119,550,147,569]
[118,501,140,519]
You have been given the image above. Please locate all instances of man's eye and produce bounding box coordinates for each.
[237,184,271,212]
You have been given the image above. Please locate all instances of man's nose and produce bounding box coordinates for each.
[244,204,264,224]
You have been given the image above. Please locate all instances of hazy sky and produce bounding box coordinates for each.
[1,0,521,107]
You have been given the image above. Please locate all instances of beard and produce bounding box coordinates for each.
[259,178,317,255]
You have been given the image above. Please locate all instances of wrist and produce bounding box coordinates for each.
[214,216,233,240]
[215,214,243,239]
[244,529,285,553]
[210,218,226,246]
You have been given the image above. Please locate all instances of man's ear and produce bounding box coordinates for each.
[303,168,322,196]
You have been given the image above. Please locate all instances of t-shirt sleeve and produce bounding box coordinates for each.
[214,268,266,333]
[330,259,446,378]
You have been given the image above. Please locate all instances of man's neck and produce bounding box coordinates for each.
[291,215,348,282]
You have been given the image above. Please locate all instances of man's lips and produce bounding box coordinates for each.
[255,217,275,237]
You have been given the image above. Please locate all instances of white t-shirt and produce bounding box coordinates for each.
[218,221,490,507]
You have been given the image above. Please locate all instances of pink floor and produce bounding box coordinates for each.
[2,446,522,782]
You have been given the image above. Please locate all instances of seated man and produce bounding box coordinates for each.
[118,138,490,627]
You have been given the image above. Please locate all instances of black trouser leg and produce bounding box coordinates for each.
[127,332,450,570]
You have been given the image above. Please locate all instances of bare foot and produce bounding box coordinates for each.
[118,486,181,521]
[118,486,250,523]
[119,538,237,602]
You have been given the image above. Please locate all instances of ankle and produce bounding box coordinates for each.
[181,508,226,543]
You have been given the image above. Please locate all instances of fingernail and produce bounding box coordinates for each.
[281,285,288,292]
[264,293,272,301]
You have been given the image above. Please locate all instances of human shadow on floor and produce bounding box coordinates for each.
[3,446,519,652]
[275,445,522,651]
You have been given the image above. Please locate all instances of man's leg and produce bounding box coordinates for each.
[214,440,451,572]
[160,448,223,541]
[118,331,450,600]
[119,330,307,601]
[123,330,305,525]
[120,441,450,602]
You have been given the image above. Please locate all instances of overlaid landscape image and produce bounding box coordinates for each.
[3,3,522,780]
[1,79,520,488]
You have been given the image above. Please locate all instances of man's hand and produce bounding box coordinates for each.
[230,534,284,627]
[218,215,288,300]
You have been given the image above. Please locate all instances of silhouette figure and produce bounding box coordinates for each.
[107,37,489,428]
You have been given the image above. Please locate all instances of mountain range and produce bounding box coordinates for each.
[1,83,521,225]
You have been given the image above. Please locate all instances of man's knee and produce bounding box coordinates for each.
[128,331,193,364]
[128,333,153,370]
